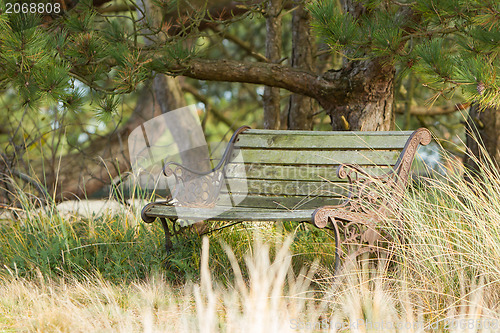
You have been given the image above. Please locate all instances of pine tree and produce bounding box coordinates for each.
[1,0,499,201]
[309,0,500,166]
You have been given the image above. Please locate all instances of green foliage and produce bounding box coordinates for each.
[0,207,338,286]
[363,9,404,58]
[64,7,97,33]
[308,0,360,54]
[0,0,201,112]
[114,50,151,93]
[282,222,337,273]
[165,39,197,62]
[309,0,500,108]
[95,94,121,120]
[160,221,338,285]
[0,11,69,107]
[104,19,128,44]
[61,87,86,111]
[414,39,455,82]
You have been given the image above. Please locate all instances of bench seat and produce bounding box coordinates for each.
[145,204,315,222]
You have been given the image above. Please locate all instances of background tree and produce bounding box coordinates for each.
[1,0,498,204]
[309,0,499,166]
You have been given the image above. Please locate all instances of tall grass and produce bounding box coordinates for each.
[0,207,167,282]
[379,146,500,329]
[1,147,500,331]
[2,231,498,332]
[0,236,321,332]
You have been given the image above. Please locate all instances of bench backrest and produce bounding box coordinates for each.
[218,129,417,211]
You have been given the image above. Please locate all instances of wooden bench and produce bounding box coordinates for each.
[141,126,431,269]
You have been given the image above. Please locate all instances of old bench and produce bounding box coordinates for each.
[141,126,431,269]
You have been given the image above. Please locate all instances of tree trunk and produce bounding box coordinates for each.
[286,2,315,130]
[464,103,500,177]
[321,58,395,131]
[263,0,283,129]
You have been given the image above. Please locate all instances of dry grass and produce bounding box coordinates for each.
[1,235,500,332]
[2,149,500,331]
[0,236,319,332]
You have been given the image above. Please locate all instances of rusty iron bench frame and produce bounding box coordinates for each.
[141,126,431,270]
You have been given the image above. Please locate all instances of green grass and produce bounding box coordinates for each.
[0,211,166,282]
[0,202,338,286]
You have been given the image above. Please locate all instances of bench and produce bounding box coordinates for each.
[141,126,431,269]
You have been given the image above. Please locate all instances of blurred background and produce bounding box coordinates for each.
[0,0,498,208]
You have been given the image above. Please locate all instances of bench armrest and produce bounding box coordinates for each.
[313,128,432,228]
[162,126,250,207]
[163,125,250,178]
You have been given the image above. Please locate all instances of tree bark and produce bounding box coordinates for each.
[325,58,395,131]
[178,59,356,101]
[287,2,316,130]
[263,0,283,129]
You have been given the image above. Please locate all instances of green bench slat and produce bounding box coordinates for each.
[221,178,349,196]
[146,205,314,223]
[237,149,401,165]
[236,132,412,149]
[241,129,414,136]
[225,163,391,181]
[217,194,344,210]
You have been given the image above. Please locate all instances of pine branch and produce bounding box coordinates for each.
[400,27,460,43]
[68,71,117,93]
[171,58,363,105]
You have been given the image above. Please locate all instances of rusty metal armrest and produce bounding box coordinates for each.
[160,125,250,208]
[312,128,432,229]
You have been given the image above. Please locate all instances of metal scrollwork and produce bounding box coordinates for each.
[312,128,432,258]
[343,222,364,244]
[162,126,250,208]
[336,127,432,218]
[338,164,397,217]
[163,162,225,208]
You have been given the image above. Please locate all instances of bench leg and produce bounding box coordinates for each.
[328,217,341,276]
[159,218,174,252]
